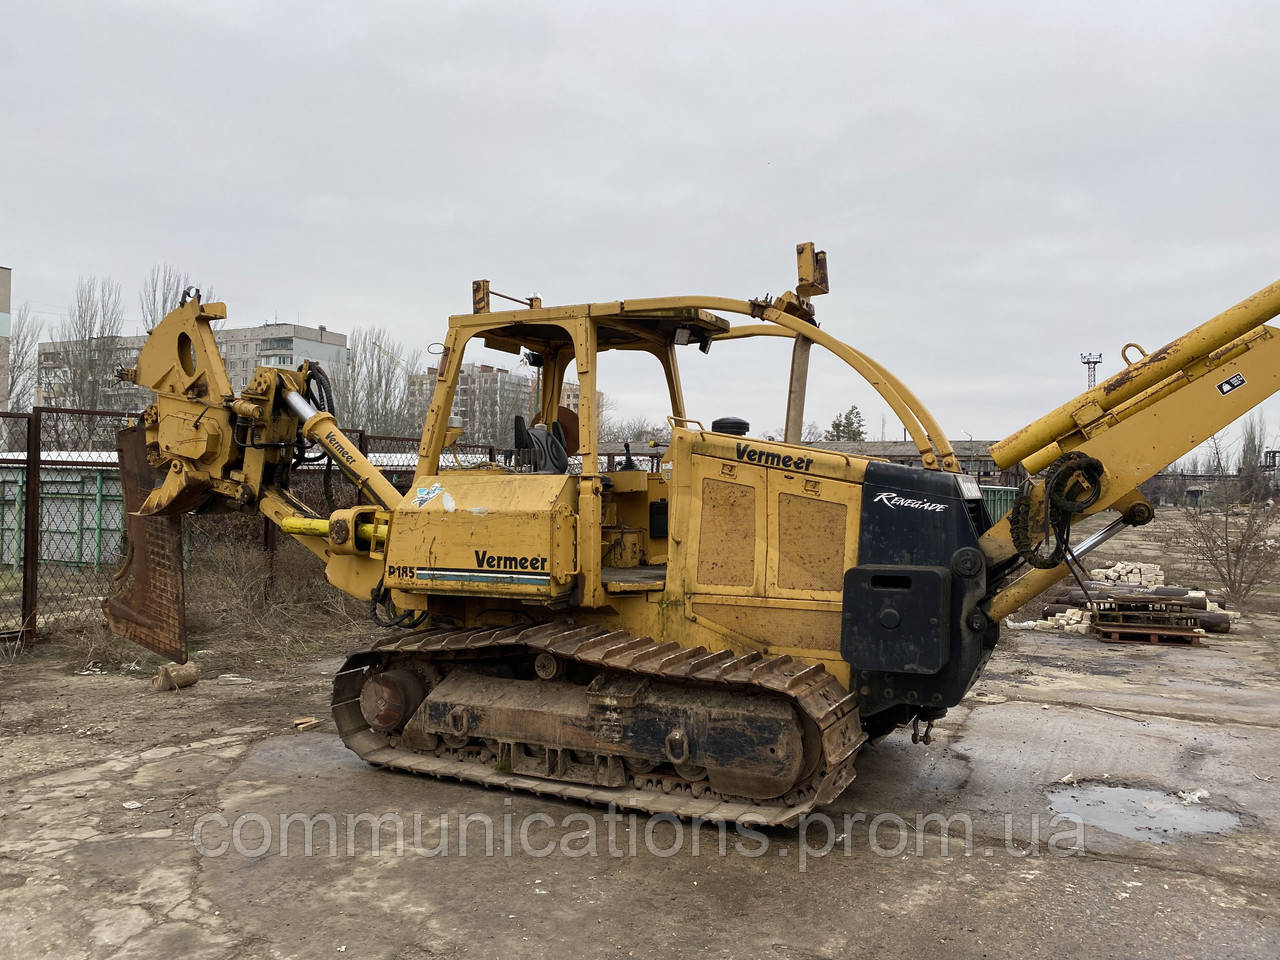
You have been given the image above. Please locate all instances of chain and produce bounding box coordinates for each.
[1010,452,1105,570]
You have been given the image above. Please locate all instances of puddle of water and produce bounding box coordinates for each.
[1046,783,1240,844]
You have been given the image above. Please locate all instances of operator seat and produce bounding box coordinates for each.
[513,416,569,473]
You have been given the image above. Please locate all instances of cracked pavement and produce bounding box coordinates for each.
[2,620,1278,959]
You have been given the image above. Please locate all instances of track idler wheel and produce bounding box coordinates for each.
[359,669,427,732]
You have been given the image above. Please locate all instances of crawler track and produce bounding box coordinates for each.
[332,623,865,825]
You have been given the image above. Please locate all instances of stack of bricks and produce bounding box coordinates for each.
[1088,560,1165,586]
[1032,606,1092,635]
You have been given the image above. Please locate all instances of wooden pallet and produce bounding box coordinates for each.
[1092,623,1202,646]
[1089,595,1204,646]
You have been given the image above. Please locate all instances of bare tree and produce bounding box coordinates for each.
[330,327,424,436]
[491,369,532,447]
[1178,433,1280,606]
[766,421,824,442]
[1158,464,1188,507]
[599,414,671,446]
[138,263,215,330]
[6,302,42,412]
[1182,500,1279,606]
[1237,412,1271,502]
[42,276,126,411]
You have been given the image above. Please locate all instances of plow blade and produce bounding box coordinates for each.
[103,424,188,663]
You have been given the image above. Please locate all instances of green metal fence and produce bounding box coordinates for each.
[0,467,125,567]
[980,485,1018,522]
[0,472,26,568]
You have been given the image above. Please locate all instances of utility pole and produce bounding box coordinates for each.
[1080,352,1102,389]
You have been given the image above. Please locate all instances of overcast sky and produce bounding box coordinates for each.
[3,1,1278,454]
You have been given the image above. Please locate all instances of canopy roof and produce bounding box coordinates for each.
[451,300,731,353]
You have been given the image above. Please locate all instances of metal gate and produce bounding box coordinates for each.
[1,407,132,644]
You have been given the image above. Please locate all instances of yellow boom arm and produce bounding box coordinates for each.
[983,279,1280,619]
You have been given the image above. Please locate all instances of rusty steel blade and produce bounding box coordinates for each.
[103,424,188,663]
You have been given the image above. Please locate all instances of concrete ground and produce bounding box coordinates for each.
[2,620,1278,960]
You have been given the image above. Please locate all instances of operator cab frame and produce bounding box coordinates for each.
[416,303,731,477]
[410,302,729,607]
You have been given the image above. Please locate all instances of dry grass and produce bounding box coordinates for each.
[22,536,374,677]
[30,620,157,676]
[184,538,371,673]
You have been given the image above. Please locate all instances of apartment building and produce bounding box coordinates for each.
[215,323,348,390]
[406,362,602,446]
